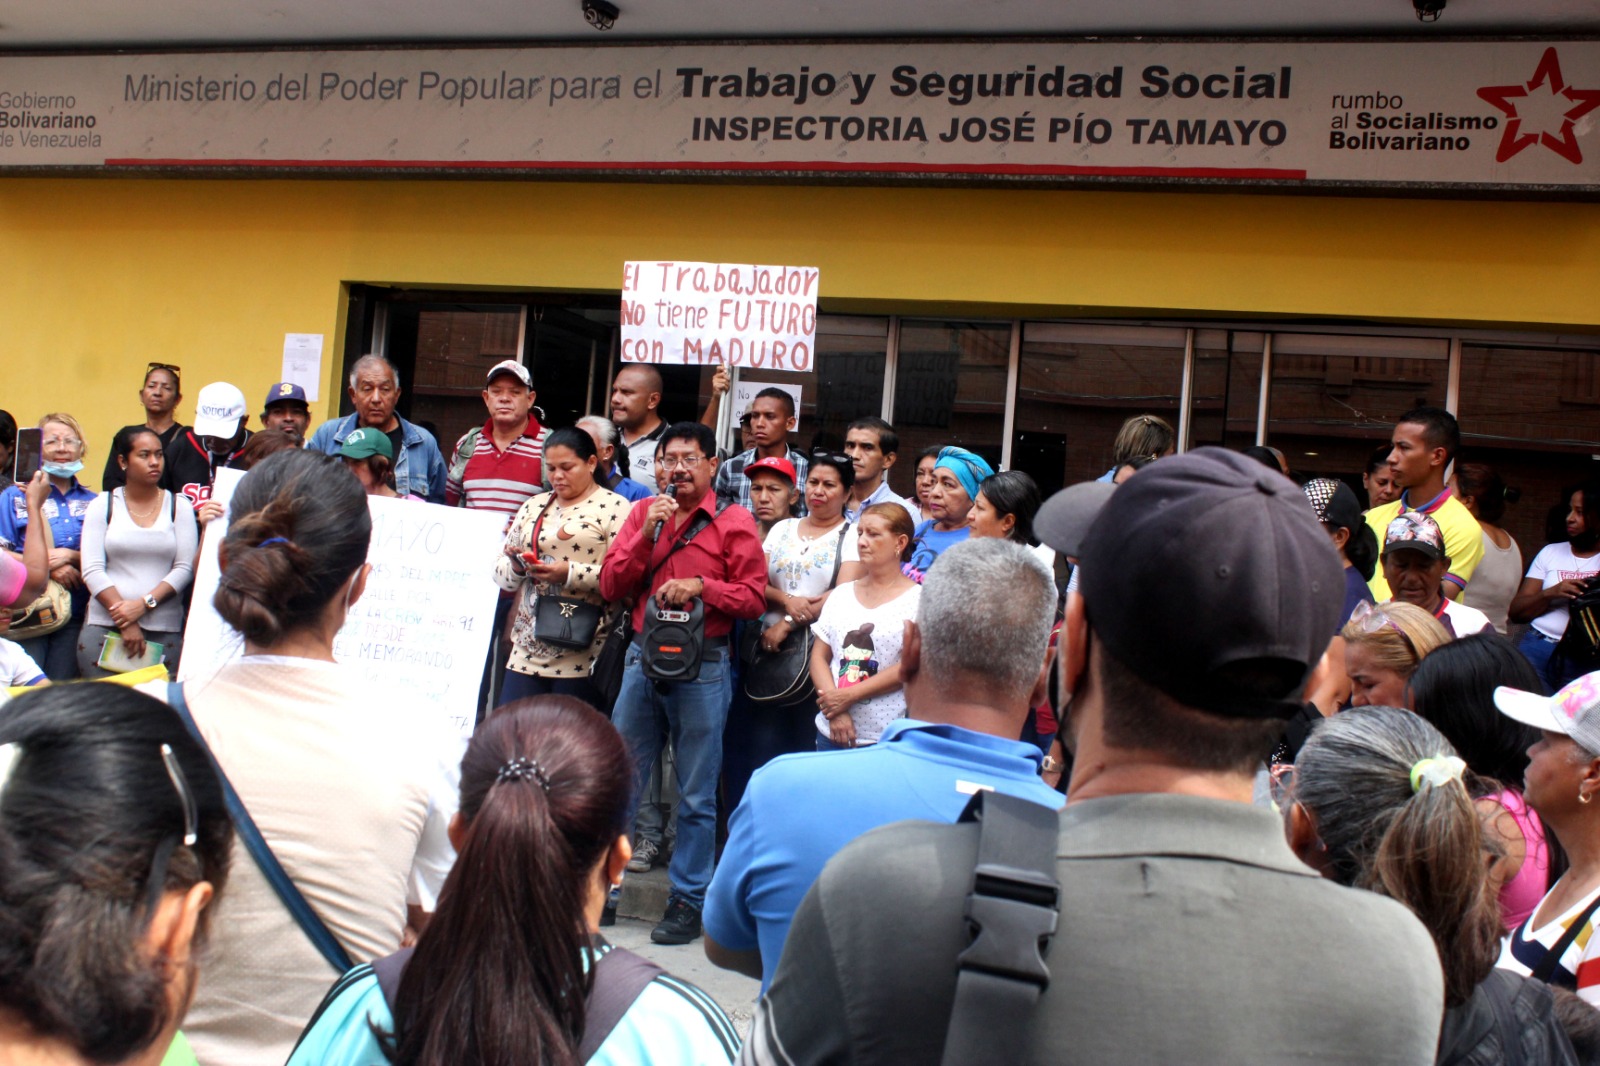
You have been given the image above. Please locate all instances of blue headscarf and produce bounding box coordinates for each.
[932,447,994,503]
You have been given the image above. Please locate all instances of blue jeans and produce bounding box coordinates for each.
[1520,628,1583,695]
[497,668,601,710]
[611,643,731,908]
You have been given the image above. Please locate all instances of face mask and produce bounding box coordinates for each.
[41,460,84,478]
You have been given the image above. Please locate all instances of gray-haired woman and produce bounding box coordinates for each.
[1280,705,1578,1061]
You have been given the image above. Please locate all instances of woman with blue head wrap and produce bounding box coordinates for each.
[904,446,994,579]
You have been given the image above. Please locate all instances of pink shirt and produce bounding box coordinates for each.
[0,552,27,607]
[1494,788,1551,930]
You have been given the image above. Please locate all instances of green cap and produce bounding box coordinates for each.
[340,427,393,461]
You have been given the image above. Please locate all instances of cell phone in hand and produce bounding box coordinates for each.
[13,428,41,484]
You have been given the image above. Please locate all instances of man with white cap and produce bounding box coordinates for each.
[744,447,1444,1065]
[445,359,549,516]
[163,381,253,508]
[1495,671,1600,1004]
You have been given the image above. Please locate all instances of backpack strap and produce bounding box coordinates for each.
[577,944,667,1060]
[166,681,355,974]
[939,790,1061,1066]
[366,940,663,1062]
[371,946,414,1007]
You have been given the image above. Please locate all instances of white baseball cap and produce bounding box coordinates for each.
[192,382,248,438]
[485,359,532,388]
[1496,672,1600,754]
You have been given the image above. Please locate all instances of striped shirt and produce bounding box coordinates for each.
[1498,883,1600,1005]
[446,415,550,515]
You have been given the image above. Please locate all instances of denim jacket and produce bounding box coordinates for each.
[307,414,448,503]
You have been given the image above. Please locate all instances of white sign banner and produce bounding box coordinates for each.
[2,40,1597,190]
[732,379,804,431]
[180,468,506,737]
[620,260,819,370]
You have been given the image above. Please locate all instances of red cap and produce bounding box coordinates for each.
[746,456,796,485]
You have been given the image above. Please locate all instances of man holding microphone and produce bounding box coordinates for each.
[600,421,766,946]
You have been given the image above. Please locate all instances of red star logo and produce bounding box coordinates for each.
[1477,47,1600,164]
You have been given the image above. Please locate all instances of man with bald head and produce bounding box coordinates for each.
[611,365,668,486]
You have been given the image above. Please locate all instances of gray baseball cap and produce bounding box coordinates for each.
[1496,673,1600,755]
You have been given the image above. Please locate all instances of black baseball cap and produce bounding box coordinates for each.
[1077,447,1343,720]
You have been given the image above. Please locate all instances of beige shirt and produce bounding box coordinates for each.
[151,657,457,1066]
[494,486,628,678]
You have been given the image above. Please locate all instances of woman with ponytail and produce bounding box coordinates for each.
[157,449,458,1066]
[289,696,738,1065]
[1280,705,1578,1063]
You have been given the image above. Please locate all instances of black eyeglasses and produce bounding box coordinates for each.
[146,362,182,374]
[811,450,851,466]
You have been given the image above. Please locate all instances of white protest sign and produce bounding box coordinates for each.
[620,260,819,371]
[180,468,506,737]
[732,379,804,432]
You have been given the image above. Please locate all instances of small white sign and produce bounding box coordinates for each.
[620,260,819,372]
[733,379,804,432]
[281,333,324,402]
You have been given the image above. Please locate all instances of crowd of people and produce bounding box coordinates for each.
[3,354,1600,1064]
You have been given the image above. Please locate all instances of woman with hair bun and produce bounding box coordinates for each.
[154,448,457,1066]
[1280,705,1578,1062]
[289,696,737,1066]
[1454,462,1522,635]
[0,683,233,1066]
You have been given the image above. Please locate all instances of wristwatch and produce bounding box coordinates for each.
[1041,755,1062,774]
[143,593,159,611]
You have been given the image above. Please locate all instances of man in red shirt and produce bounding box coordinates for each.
[600,421,766,946]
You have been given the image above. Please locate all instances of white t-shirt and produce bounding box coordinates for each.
[1441,597,1493,638]
[0,638,45,686]
[764,518,852,600]
[1526,542,1600,640]
[810,580,921,744]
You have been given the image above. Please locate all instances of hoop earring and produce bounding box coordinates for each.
[1581,791,1593,806]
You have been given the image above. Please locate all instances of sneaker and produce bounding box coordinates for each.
[651,897,702,945]
[626,837,661,873]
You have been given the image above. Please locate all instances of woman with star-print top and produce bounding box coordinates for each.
[494,426,628,708]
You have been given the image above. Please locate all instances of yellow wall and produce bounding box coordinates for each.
[3,176,1599,490]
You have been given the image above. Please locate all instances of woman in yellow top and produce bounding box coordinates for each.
[495,427,629,709]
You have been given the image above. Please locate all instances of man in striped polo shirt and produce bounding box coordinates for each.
[449,359,550,717]
[446,360,550,514]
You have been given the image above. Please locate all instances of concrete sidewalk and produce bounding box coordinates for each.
[604,911,762,1042]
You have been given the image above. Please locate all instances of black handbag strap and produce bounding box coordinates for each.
[940,790,1061,1066]
[1530,890,1600,984]
[641,500,726,593]
[827,521,850,589]
[166,681,356,974]
[368,939,663,1061]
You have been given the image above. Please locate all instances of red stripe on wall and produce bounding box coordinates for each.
[102,157,1309,180]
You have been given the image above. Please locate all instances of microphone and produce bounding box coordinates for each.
[650,483,678,542]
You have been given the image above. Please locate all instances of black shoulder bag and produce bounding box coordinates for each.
[638,502,729,683]
[939,790,1062,1066]
[525,496,604,651]
[740,522,851,706]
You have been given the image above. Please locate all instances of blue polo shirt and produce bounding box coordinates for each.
[0,479,97,553]
[704,718,1064,991]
